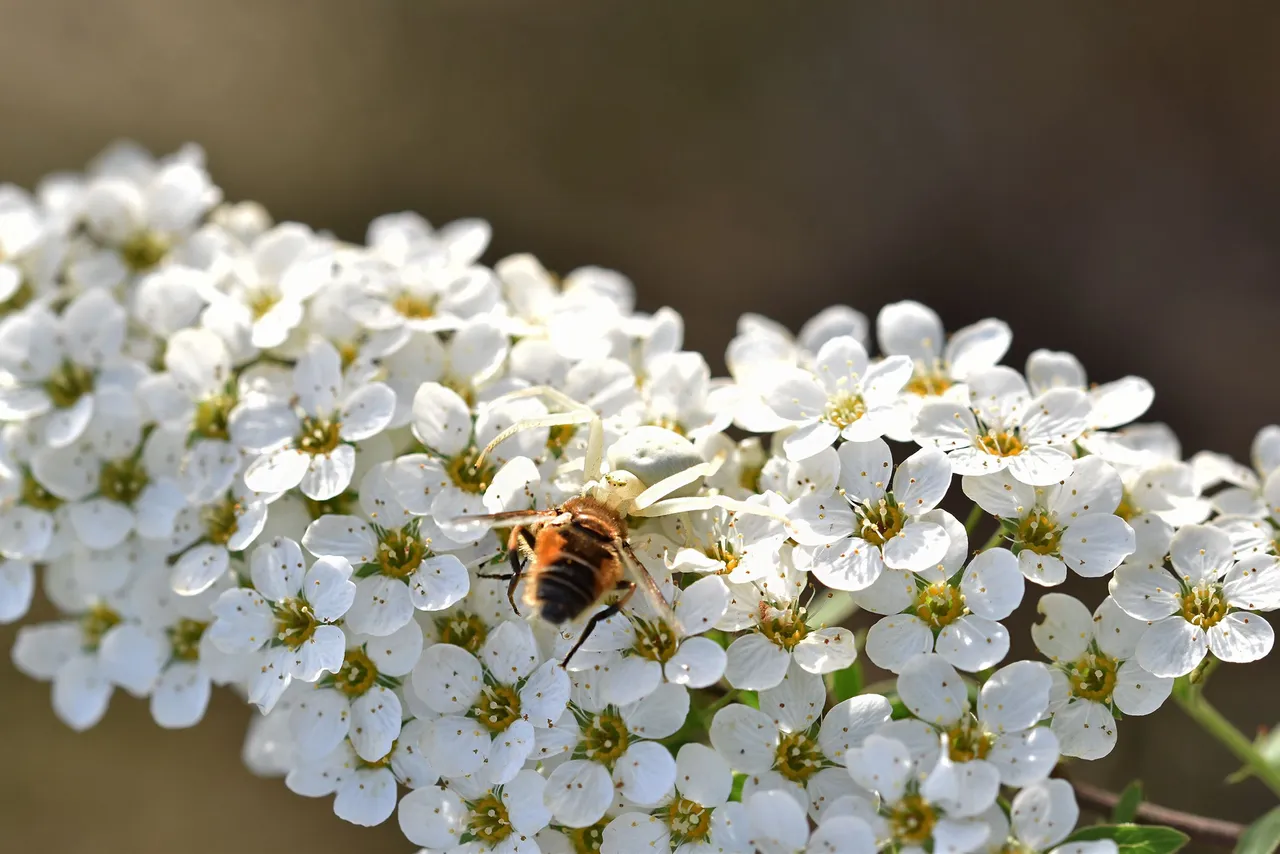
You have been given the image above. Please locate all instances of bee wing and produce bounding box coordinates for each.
[450,509,561,529]
[613,537,681,633]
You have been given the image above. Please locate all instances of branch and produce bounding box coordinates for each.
[1069,778,1245,849]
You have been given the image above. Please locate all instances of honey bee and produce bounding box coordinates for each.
[454,387,789,667]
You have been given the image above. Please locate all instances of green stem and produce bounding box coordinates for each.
[979,528,1005,551]
[963,503,984,535]
[1173,676,1280,799]
[809,589,858,627]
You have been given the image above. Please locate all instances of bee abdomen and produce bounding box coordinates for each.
[532,561,600,624]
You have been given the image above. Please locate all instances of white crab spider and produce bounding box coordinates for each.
[474,385,788,524]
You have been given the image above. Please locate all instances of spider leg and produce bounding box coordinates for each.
[475,409,596,468]
[629,453,727,511]
[614,536,681,633]
[631,494,790,525]
[561,580,635,669]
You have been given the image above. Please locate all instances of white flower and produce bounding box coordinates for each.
[398,771,551,852]
[791,440,952,591]
[744,788,812,854]
[231,337,396,500]
[710,662,891,817]
[1025,349,1154,463]
[1110,523,1279,677]
[12,598,165,730]
[858,515,1023,673]
[896,653,1059,787]
[962,455,1135,586]
[375,320,510,429]
[763,336,912,461]
[843,734,993,854]
[722,588,857,691]
[168,479,269,596]
[664,495,790,583]
[602,743,750,854]
[410,619,569,785]
[1033,593,1173,759]
[876,301,1011,441]
[289,619,423,764]
[572,574,731,703]
[368,211,491,270]
[914,367,1091,486]
[539,679,687,828]
[977,779,1112,854]
[207,536,356,711]
[0,290,130,448]
[1193,425,1280,518]
[302,462,470,636]
[288,720,437,827]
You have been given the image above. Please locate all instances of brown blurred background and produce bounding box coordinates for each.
[1,1,1278,851]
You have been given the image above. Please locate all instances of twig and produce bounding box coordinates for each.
[1068,778,1245,849]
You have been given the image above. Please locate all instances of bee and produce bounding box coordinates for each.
[455,386,789,668]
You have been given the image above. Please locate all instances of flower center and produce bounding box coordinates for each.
[22,470,62,512]
[81,603,122,651]
[946,716,994,762]
[201,495,241,546]
[297,416,343,456]
[905,369,953,397]
[466,793,514,846]
[375,527,427,579]
[1180,584,1228,629]
[169,618,208,661]
[649,416,688,437]
[120,230,169,272]
[435,612,489,654]
[857,498,906,547]
[665,796,713,845]
[758,610,809,651]
[978,430,1024,457]
[774,729,825,784]
[913,582,966,629]
[247,288,280,320]
[99,457,149,505]
[473,683,522,732]
[193,391,235,441]
[1067,650,1119,702]
[333,648,380,698]
[1016,511,1062,556]
[1114,489,1138,522]
[273,598,319,650]
[44,360,95,409]
[392,291,436,320]
[890,794,939,847]
[564,821,607,854]
[823,391,866,429]
[631,617,679,663]
[581,710,630,769]
[446,446,495,495]
[546,423,577,458]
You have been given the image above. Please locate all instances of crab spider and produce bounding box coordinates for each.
[473,385,789,524]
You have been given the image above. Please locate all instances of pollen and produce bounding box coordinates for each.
[297,416,343,456]
[98,457,149,505]
[472,682,522,732]
[1180,583,1228,629]
[913,582,966,629]
[1016,511,1062,556]
[774,729,825,784]
[466,793,514,846]
[664,796,713,844]
[823,390,867,429]
[1067,650,1119,702]
[890,793,939,846]
[978,430,1024,457]
[43,360,95,409]
[581,710,631,769]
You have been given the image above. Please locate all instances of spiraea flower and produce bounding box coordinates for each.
[2,141,1269,854]
[791,439,953,592]
[1032,594,1172,759]
[231,337,396,500]
[763,335,913,461]
[1109,524,1279,677]
[914,367,1091,486]
[963,455,1136,586]
[207,535,356,711]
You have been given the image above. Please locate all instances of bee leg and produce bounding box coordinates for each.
[477,527,535,616]
[560,581,636,669]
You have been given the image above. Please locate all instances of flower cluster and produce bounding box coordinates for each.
[2,142,1276,853]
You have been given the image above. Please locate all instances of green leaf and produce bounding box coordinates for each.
[1062,824,1189,854]
[828,661,863,701]
[1111,780,1144,824]
[1237,807,1280,854]
[1227,728,1280,785]
[739,690,759,710]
